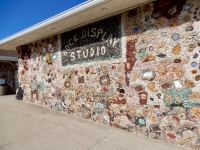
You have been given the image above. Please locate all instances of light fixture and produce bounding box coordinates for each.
[50,27,57,30]
[101,8,109,12]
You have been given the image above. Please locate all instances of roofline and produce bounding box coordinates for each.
[0,0,107,45]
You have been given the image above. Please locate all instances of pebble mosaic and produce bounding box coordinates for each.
[16,0,200,149]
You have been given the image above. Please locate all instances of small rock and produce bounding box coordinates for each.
[147,82,158,92]
[139,48,146,53]
[135,86,143,92]
[175,95,182,104]
[193,53,198,58]
[142,69,155,81]
[157,53,166,58]
[174,81,182,88]
[192,70,197,74]
[186,26,193,31]
[150,98,154,101]
[145,16,150,22]
[162,83,171,89]
[141,55,155,62]
[188,44,197,52]
[185,79,196,88]
[158,65,167,76]
[161,32,167,37]
[167,133,176,139]
[174,59,181,63]
[171,44,181,55]
[119,89,125,94]
[189,92,200,100]
[195,75,200,81]
[184,4,193,10]
[171,33,180,41]
[191,62,197,67]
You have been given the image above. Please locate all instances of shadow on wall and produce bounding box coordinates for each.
[16,0,200,149]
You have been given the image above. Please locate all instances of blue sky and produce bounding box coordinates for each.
[0,0,86,40]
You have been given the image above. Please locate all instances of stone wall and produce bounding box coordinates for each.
[17,0,200,149]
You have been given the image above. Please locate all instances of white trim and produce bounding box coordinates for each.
[0,56,18,61]
[0,0,109,45]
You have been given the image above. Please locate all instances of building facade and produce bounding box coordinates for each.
[16,0,200,149]
[0,50,18,94]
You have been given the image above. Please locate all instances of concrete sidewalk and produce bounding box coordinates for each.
[0,95,183,150]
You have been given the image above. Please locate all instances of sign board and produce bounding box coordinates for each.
[61,15,121,66]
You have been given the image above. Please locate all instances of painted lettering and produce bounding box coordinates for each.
[69,39,74,46]
[70,52,75,61]
[90,48,95,57]
[101,46,106,55]
[82,30,86,38]
[73,34,79,42]
[96,29,103,38]
[91,28,96,37]
[83,49,88,58]
[76,50,82,58]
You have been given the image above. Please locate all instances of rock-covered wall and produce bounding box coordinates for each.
[17,0,200,149]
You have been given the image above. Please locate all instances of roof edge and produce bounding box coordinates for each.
[0,0,107,45]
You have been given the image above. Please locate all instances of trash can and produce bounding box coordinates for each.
[15,87,24,100]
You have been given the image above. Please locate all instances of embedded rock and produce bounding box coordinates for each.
[171,44,181,55]
[185,79,195,88]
